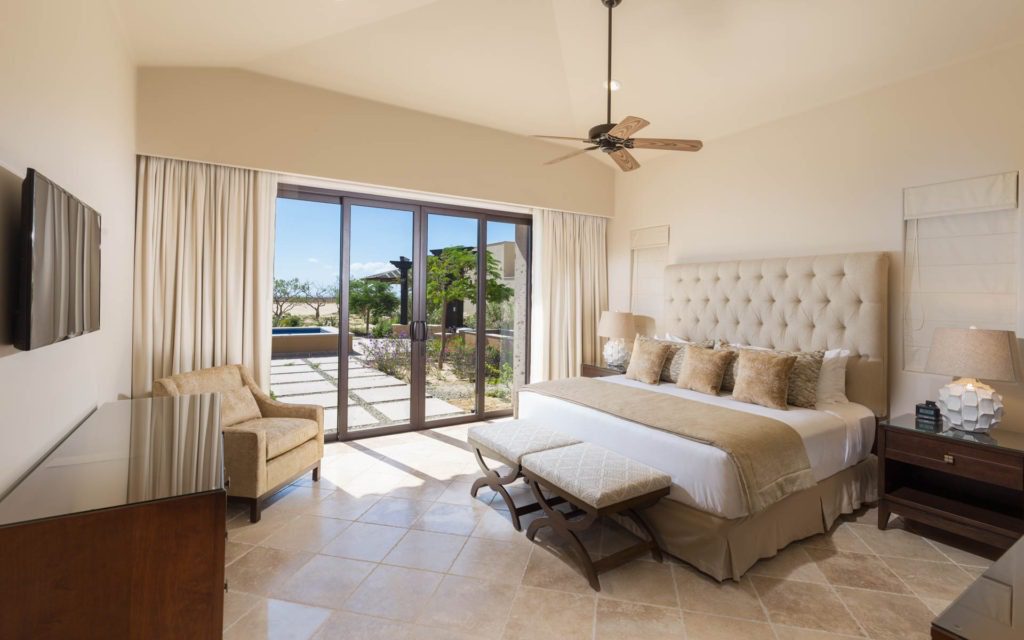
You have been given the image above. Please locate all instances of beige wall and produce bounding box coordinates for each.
[0,0,136,490]
[609,41,1024,422]
[136,67,614,216]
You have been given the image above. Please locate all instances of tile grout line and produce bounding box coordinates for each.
[851,514,970,610]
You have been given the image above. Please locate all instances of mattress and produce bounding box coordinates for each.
[517,375,875,519]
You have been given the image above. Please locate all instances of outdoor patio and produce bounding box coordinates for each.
[270,348,465,433]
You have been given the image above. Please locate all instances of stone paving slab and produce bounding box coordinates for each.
[353,385,411,403]
[269,370,324,383]
[307,356,339,365]
[315,362,339,372]
[347,375,405,390]
[271,358,306,367]
[375,398,465,421]
[271,380,337,396]
[278,392,339,408]
[346,406,377,428]
[349,368,386,379]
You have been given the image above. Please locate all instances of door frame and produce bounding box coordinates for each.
[277,184,532,442]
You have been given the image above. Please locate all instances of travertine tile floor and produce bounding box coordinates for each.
[222,421,997,640]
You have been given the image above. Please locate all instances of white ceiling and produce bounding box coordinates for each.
[115,0,1024,143]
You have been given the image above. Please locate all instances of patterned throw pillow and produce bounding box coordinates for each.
[676,345,735,395]
[785,350,825,408]
[624,336,673,385]
[731,350,797,410]
[718,343,824,409]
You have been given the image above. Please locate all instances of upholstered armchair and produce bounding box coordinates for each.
[153,364,324,522]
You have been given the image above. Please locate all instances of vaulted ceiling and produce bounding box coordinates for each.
[115,0,1024,143]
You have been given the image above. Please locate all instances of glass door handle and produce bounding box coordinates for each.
[411,320,427,342]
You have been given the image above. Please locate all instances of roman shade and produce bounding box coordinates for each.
[903,172,1020,372]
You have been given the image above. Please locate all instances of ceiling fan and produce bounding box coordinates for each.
[535,0,703,172]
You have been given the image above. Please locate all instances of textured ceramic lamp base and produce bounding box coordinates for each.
[937,378,1004,431]
[603,338,629,369]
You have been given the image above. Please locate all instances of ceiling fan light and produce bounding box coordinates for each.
[603,80,622,91]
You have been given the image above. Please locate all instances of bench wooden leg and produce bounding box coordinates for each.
[624,508,663,563]
[525,477,602,591]
[469,446,569,531]
[470,447,526,530]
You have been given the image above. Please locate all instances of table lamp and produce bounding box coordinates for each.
[598,311,636,369]
[925,326,1018,431]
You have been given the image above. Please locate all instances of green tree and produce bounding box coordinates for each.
[426,247,513,368]
[306,281,340,324]
[349,279,399,335]
[273,278,310,324]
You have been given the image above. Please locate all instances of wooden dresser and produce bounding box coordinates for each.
[0,394,226,639]
[877,413,1024,549]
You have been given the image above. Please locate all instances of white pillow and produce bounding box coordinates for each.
[816,348,850,405]
[661,334,687,343]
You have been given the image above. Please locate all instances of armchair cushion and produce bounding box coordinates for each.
[230,417,320,460]
[222,387,262,427]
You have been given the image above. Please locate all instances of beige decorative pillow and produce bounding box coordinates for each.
[676,345,735,395]
[717,343,761,392]
[624,336,673,385]
[661,338,715,383]
[221,387,262,427]
[731,350,797,410]
[718,343,824,408]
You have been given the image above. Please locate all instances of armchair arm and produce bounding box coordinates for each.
[221,426,268,498]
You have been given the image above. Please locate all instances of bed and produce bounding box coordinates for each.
[518,251,889,580]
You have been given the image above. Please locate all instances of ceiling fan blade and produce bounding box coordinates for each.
[607,116,650,139]
[533,135,592,143]
[608,149,640,172]
[630,138,703,152]
[545,146,599,165]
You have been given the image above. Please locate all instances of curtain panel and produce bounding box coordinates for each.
[530,209,608,381]
[132,156,277,396]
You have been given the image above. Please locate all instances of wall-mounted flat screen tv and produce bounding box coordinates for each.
[14,169,101,351]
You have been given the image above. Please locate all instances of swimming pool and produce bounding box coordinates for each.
[272,327,338,335]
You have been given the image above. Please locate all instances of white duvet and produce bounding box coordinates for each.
[517,375,875,519]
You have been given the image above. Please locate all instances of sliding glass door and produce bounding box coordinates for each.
[272,186,530,441]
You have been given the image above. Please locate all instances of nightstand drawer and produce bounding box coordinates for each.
[886,430,1024,491]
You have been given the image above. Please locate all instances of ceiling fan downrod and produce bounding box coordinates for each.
[603,0,622,126]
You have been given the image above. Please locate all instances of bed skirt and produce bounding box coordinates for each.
[618,455,877,581]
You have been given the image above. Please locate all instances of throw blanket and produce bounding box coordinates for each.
[522,378,816,514]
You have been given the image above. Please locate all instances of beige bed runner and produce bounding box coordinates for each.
[522,378,816,514]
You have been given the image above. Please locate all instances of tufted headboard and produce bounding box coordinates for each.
[663,252,889,416]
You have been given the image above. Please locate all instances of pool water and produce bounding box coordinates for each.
[272,327,337,335]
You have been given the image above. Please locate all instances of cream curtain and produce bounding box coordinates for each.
[133,156,277,396]
[530,209,608,381]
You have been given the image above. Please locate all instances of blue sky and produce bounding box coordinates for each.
[275,198,516,284]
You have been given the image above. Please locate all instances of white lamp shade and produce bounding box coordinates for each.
[925,327,1018,382]
[598,311,636,340]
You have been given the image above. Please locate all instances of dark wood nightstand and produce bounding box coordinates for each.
[877,414,1024,550]
[580,363,625,378]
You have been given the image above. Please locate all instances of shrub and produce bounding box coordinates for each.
[485,362,514,401]
[371,318,393,338]
[321,314,339,328]
[275,314,304,328]
[362,337,411,381]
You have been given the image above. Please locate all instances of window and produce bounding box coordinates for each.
[903,171,1020,371]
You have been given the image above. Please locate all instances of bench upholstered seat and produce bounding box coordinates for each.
[521,442,672,509]
[467,421,580,464]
